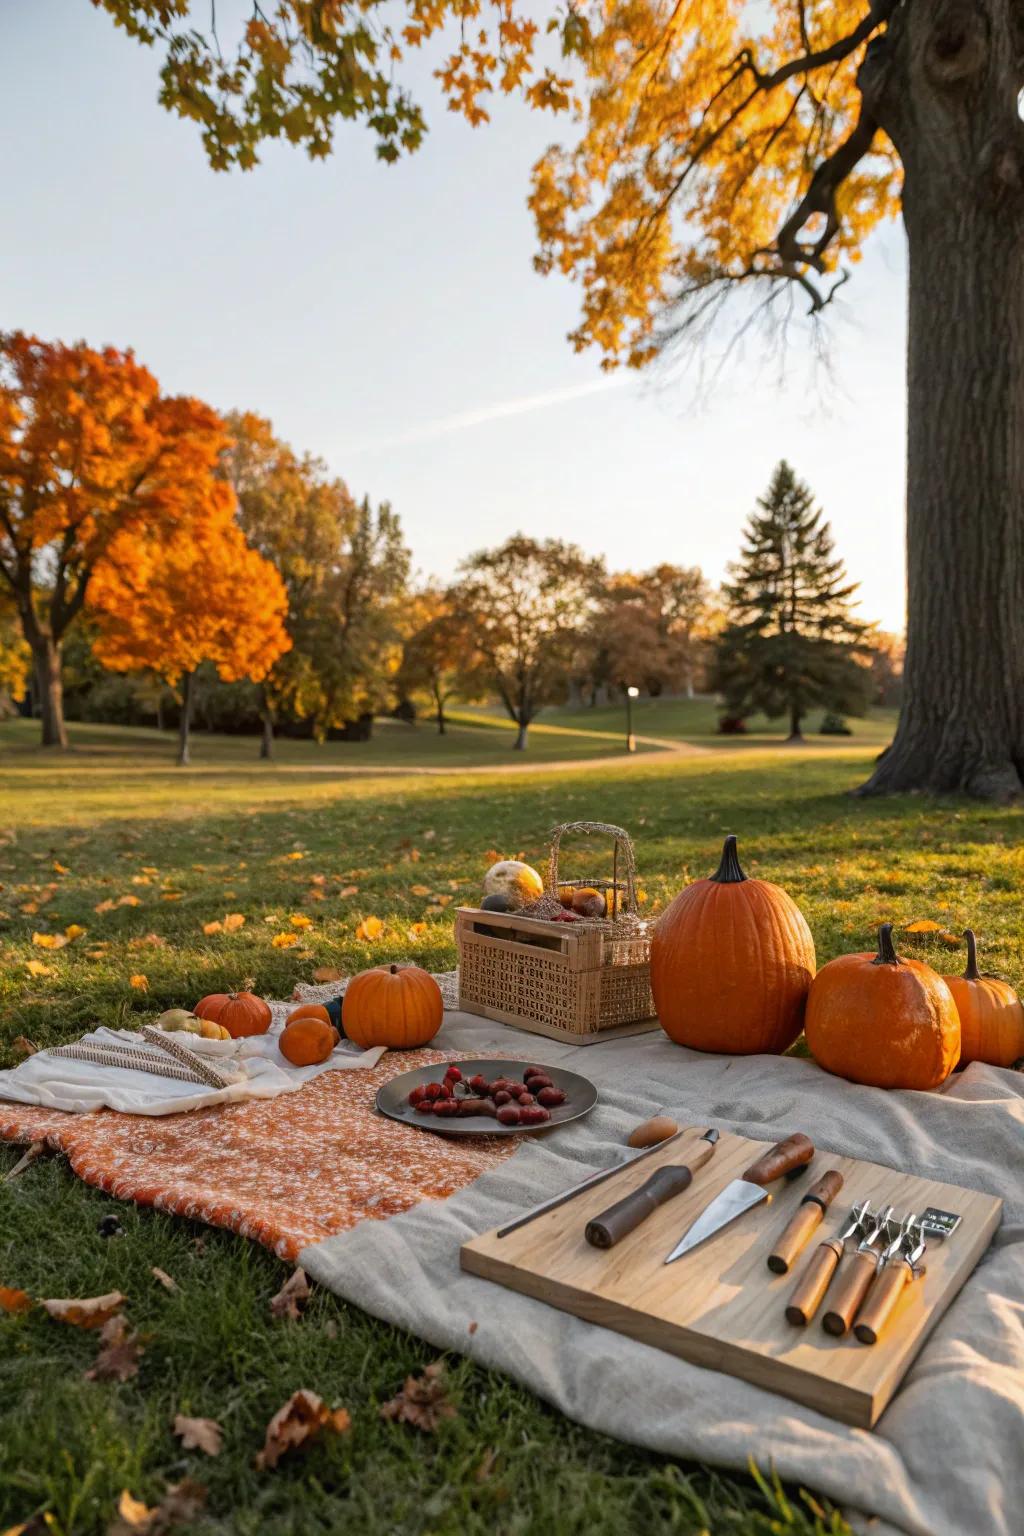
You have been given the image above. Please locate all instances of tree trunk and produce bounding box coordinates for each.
[787,702,803,742]
[156,695,165,732]
[434,687,447,735]
[858,0,1024,798]
[31,638,67,749]
[260,711,274,759]
[178,671,194,766]
[514,719,529,750]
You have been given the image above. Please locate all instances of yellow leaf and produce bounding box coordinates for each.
[338,885,359,898]
[939,931,961,946]
[904,919,942,934]
[309,874,326,886]
[86,949,107,960]
[117,894,141,908]
[284,851,305,861]
[355,916,383,942]
[161,892,183,902]
[191,864,206,872]
[410,885,431,898]
[52,861,70,875]
[94,898,115,914]
[406,923,427,941]
[25,959,55,977]
[129,974,149,991]
[20,902,38,915]
[272,932,299,948]
[116,1490,155,1528]
[131,874,151,886]
[223,913,245,931]
[289,913,312,929]
[32,932,67,950]
[141,866,159,875]
[203,921,223,935]
[64,924,86,940]
[435,894,452,907]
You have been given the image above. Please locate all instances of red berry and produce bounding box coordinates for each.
[537,1086,566,1107]
[469,1074,489,1094]
[433,1099,460,1117]
[494,1090,512,1106]
[520,1106,551,1125]
[496,1104,522,1126]
[444,1065,462,1082]
[518,1093,535,1106]
[415,1100,436,1114]
[408,1085,427,1106]
[424,1082,444,1100]
[527,1075,554,1092]
[523,1066,547,1080]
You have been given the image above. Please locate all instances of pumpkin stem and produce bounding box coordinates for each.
[963,929,981,981]
[872,923,902,967]
[709,834,747,884]
[389,964,399,974]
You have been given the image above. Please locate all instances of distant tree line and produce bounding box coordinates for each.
[0,332,902,756]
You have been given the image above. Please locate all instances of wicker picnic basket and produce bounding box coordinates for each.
[456,821,657,1045]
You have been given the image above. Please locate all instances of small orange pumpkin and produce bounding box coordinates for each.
[285,1003,333,1029]
[341,963,442,1049]
[943,930,1024,1070]
[650,834,815,1054]
[279,1016,337,1067]
[194,990,271,1039]
[805,924,960,1090]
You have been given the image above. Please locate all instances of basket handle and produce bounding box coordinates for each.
[546,821,640,918]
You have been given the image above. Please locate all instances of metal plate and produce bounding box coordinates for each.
[375,1058,598,1138]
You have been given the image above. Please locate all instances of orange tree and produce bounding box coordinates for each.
[0,332,230,748]
[96,0,1024,797]
[89,493,290,764]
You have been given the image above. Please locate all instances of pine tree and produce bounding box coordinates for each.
[714,462,868,741]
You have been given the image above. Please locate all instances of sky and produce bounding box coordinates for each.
[2,2,909,631]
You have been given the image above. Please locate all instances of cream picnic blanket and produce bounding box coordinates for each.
[300,1012,1024,1536]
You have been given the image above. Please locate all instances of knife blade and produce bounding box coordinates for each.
[664,1132,815,1264]
[584,1129,719,1249]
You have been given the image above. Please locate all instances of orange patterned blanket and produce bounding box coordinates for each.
[0,1048,516,1260]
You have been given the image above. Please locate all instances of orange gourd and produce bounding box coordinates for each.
[650,834,815,1054]
[805,924,960,1089]
[279,1016,337,1066]
[943,930,1024,1070]
[285,1003,333,1029]
[194,990,272,1039]
[341,963,442,1049]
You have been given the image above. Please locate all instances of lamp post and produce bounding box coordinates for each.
[626,686,639,753]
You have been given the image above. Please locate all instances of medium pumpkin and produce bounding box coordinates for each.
[805,924,960,1090]
[341,963,443,1050]
[943,930,1024,1070]
[285,1003,334,1030]
[650,834,815,1054]
[279,1016,337,1067]
[194,989,272,1039]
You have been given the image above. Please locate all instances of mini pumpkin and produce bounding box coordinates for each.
[805,924,960,1090]
[194,990,271,1039]
[279,1016,337,1067]
[943,930,1024,1070]
[285,1003,334,1030]
[650,834,815,1054]
[341,963,443,1049]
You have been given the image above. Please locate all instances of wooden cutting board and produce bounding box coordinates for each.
[460,1126,1002,1427]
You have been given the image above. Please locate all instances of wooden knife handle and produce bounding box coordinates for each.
[742,1133,815,1187]
[785,1238,842,1326]
[822,1249,879,1336]
[854,1261,918,1345]
[768,1170,844,1274]
[585,1164,696,1249]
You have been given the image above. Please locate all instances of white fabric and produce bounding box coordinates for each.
[0,1012,385,1116]
[300,1012,1024,1536]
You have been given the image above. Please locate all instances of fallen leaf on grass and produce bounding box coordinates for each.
[129,974,149,992]
[42,1291,127,1328]
[410,885,431,898]
[289,913,312,930]
[4,1141,45,1181]
[117,895,141,908]
[94,899,116,914]
[151,1268,178,1294]
[160,893,182,903]
[255,1389,351,1469]
[202,921,223,936]
[312,966,344,983]
[64,924,87,940]
[223,913,245,932]
[85,1315,144,1381]
[355,916,383,942]
[904,919,942,934]
[11,1037,38,1057]
[108,1480,205,1536]
[283,851,305,862]
[25,960,54,978]
[338,885,359,898]
[269,1267,310,1321]
[380,1361,456,1433]
[0,1286,33,1313]
[271,933,299,949]
[52,861,70,876]
[32,932,67,950]
[172,1415,222,1457]
[475,1447,498,1482]
[0,1512,56,1535]
[129,935,165,950]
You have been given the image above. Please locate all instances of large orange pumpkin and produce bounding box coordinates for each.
[650,834,815,1054]
[805,924,960,1089]
[194,990,272,1039]
[341,963,443,1049]
[943,930,1024,1070]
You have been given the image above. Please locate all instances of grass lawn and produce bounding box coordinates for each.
[2,715,1021,1536]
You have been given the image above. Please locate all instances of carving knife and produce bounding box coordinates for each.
[495,1127,687,1239]
[664,1132,815,1263]
[584,1129,720,1249]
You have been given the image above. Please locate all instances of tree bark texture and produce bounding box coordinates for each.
[31,638,68,749]
[858,0,1024,797]
[260,699,274,760]
[178,671,194,767]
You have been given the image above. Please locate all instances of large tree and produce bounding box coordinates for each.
[0,332,229,748]
[585,565,714,700]
[97,1,1024,794]
[397,587,472,735]
[714,462,868,740]
[452,535,604,749]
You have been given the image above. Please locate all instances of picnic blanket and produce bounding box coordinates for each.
[298,1013,1024,1536]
